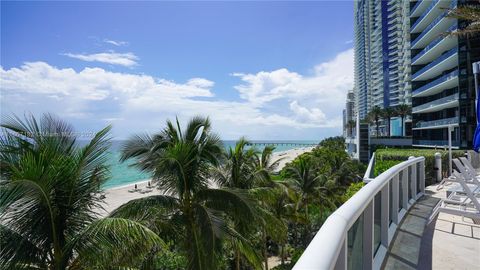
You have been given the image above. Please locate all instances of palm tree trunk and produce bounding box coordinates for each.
[387,117,391,137]
[376,120,380,138]
[401,116,404,136]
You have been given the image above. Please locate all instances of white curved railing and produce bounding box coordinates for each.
[294,157,425,270]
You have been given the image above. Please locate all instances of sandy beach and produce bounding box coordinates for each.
[98,146,315,216]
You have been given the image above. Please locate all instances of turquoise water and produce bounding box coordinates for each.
[102,140,318,189]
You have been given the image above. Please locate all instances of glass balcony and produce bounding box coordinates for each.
[412,23,458,64]
[414,116,458,129]
[412,70,458,96]
[411,0,440,32]
[413,139,460,147]
[410,0,424,16]
[411,0,457,48]
[412,47,457,80]
[412,93,458,113]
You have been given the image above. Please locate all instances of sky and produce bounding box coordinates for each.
[1,1,354,140]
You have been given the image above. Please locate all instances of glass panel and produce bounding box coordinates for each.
[374,193,382,254]
[399,171,403,212]
[347,214,364,270]
[389,181,393,225]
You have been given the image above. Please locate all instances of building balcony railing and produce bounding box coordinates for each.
[412,69,458,96]
[413,139,460,147]
[412,47,457,80]
[294,157,426,270]
[412,93,459,113]
[412,23,458,64]
[410,0,425,16]
[414,116,459,129]
[411,0,457,48]
[411,0,440,32]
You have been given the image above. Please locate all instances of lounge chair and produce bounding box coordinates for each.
[453,159,480,184]
[459,157,480,178]
[428,159,480,224]
[429,165,480,224]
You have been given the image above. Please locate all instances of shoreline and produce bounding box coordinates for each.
[103,147,314,191]
[98,146,314,216]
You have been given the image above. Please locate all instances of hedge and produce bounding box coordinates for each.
[375,148,466,185]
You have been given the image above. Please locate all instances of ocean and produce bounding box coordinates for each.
[103,140,318,189]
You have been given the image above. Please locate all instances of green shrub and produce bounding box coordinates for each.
[375,148,465,185]
[342,181,366,202]
[374,160,402,177]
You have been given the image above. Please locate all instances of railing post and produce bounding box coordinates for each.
[392,175,399,224]
[411,164,417,199]
[420,160,425,194]
[363,201,373,270]
[381,184,389,247]
[402,168,408,209]
[334,237,347,270]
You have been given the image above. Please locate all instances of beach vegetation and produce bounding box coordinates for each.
[0,114,162,270]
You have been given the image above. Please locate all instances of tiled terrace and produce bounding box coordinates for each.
[383,185,480,270]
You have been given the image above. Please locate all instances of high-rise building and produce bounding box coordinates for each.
[354,0,412,130]
[410,0,480,149]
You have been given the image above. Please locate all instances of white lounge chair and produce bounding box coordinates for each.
[429,169,480,224]
[459,157,480,178]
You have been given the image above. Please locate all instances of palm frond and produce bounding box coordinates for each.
[72,218,165,269]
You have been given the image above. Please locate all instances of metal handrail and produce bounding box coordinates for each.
[294,157,425,270]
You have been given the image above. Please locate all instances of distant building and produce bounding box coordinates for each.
[344,90,358,159]
[410,0,480,149]
[354,0,412,137]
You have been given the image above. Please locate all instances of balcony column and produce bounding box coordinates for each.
[381,184,389,247]
[420,160,426,193]
[402,168,409,209]
[392,174,399,225]
[363,201,374,270]
[409,157,417,199]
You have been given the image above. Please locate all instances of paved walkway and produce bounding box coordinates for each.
[382,185,480,270]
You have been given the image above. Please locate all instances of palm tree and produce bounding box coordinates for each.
[215,142,284,270]
[367,106,383,138]
[382,107,397,137]
[346,120,356,137]
[446,5,480,37]
[395,104,411,137]
[214,137,257,189]
[112,116,259,270]
[282,156,337,245]
[0,114,161,270]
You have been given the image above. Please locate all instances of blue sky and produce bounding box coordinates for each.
[1,1,354,140]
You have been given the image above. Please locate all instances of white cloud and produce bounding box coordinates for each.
[232,49,353,107]
[1,49,353,139]
[103,39,128,46]
[62,52,138,67]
